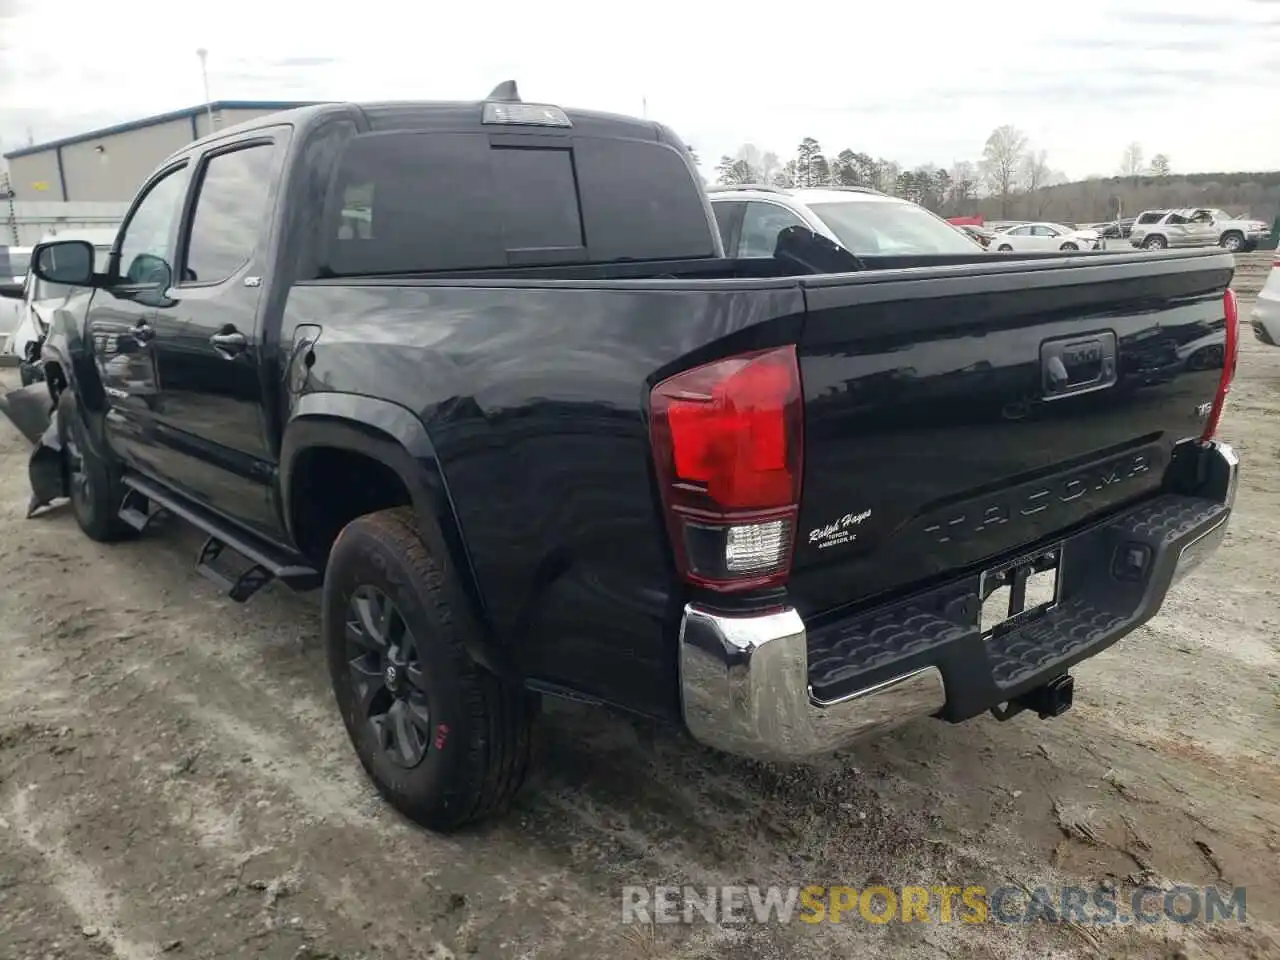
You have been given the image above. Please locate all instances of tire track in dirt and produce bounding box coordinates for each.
[5,787,161,960]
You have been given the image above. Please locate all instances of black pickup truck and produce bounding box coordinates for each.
[8,84,1240,831]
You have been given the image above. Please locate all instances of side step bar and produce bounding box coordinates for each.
[119,487,167,532]
[120,474,322,602]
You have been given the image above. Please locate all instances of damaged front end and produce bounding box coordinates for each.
[0,382,68,517]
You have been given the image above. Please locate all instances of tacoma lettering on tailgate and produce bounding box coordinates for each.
[923,451,1154,545]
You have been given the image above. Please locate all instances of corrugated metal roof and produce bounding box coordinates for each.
[3,101,321,159]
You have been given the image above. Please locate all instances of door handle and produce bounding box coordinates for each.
[133,322,156,345]
[210,328,248,357]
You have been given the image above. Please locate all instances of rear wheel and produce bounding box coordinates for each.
[1143,235,1167,250]
[1219,231,1244,252]
[323,507,536,831]
[56,391,134,542]
[1060,242,1079,251]
[997,244,1013,252]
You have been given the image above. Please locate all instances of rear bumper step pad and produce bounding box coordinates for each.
[807,493,1228,720]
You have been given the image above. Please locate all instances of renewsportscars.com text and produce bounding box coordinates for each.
[621,884,1247,926]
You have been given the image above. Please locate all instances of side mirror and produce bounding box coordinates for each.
[0,281,23,300]
[32,240,96,287]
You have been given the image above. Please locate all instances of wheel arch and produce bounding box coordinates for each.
[280,393,512,680]
[40,340,115,462]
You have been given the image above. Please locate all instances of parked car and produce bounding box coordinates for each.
[1129,209,1219,250]
[7,230,117,385]
[0,245,32,351]
[1188,209,1272,253]
[5,86,1240,832]
[706,185,987,258]
[991,222,1101,252]
[1252,255,1280,345]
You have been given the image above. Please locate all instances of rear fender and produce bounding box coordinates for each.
[280,394,510,679]
[43,333,117,464]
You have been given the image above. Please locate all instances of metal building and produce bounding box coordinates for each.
[2,101,316,203]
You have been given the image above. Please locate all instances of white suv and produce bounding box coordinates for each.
[1128,209,1219,250]
[707,185,984,260]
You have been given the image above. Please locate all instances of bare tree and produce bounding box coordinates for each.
[980,125,1028,217]
[1021,148,1051,216]
[949,160,979,212]
[1149,153,1172,177]
[719,145,784,185]
[758,151,781,184]
[1120,142,1145,178]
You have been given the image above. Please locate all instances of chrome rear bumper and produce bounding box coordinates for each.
[679,440,1238,762]
[679,606,944,761]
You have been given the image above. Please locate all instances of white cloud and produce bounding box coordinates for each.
[1,0,1277,179]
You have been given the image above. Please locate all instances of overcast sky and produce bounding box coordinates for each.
[1,0,1277,181]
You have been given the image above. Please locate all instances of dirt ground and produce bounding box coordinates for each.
[0,255,1277,960]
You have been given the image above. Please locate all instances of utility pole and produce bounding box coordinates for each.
[196,48,216,132]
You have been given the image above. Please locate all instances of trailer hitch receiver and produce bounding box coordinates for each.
[990,673,1074,722]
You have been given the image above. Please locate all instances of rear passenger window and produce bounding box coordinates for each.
[1137,212,1163,225]
[183,143,277,284]
[738,203,808,258]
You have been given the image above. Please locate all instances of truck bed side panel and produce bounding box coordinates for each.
[282,280,805,719]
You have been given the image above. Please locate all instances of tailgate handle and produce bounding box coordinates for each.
[1041,332,1117,400]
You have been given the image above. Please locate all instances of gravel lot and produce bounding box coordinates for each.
[0,254,1277,960]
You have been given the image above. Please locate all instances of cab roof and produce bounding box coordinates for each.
[174,87,682,166]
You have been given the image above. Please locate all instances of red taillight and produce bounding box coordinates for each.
[649,346,803,593]
[1201,288,1239,441]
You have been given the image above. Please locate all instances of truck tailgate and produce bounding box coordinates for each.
[789,250,1235,620]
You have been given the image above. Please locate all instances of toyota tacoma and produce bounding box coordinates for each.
[4,84,1241,831]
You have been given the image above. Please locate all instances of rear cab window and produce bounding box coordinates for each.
[323,129,716,275]
[1136,212,1165,225]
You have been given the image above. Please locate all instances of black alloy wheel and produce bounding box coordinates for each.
[344,584,433,769]
[323,507,537,830]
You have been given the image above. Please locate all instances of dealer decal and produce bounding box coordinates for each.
[808,509,872,550]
